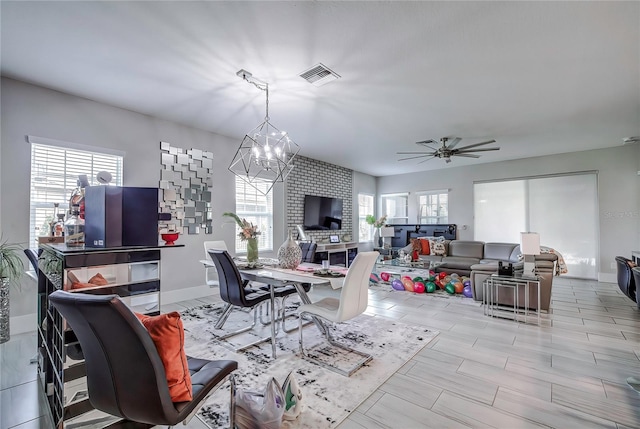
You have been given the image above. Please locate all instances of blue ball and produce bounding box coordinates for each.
[391,279,405,291]
[462,285,473,298]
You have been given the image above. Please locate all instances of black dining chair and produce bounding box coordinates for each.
[48,290,238,428]
[299,242,317,263]
[207,249,275,351]
[615,256,637,306]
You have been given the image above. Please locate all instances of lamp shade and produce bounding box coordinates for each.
[520,232,540,255]
[381,227,395,238]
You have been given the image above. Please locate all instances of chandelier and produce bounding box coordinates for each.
[229,70,300,195]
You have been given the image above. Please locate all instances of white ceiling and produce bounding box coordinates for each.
[1,1,639,177]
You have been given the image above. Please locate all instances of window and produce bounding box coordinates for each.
[29,141,123,247]
[473,172,598,279]
[418,191,448,224]
[381,193,409,224]
[234,177,273,253]
[358,193,374,242]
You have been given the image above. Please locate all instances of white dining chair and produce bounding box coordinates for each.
[297,251,379,376]
[204,240,228,287]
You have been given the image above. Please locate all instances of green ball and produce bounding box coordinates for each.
[426,282,436,293]
[428,275,436,281]
[445,283,456,294]
[413,276,424,283]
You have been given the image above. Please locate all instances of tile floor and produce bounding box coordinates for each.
[2,276,640,428]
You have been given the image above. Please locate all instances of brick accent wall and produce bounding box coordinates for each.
[286,156,353,242]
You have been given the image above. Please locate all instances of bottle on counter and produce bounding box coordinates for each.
[53,214,65,237]
[64,204,85,247]
[49,203,60,236]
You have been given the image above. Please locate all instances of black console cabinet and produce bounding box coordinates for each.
[37,244,164,428]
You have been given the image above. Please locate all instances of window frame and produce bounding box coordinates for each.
[380,192,409,224]
[417,190,449,224]
[234,177,274,253]
[357,193,375,242]
[28,137,124,247]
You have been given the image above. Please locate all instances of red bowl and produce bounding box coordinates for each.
[161,232,180,246]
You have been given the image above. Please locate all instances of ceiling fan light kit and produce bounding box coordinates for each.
[397,136,500,164]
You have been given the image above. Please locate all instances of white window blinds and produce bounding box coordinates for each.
[29,142,123,247]
[234,177,273,253]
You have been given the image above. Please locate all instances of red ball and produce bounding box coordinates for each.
[402,275,412,281]
[380,272,390,282]
[413,282,425,293]
[438,272,447,279]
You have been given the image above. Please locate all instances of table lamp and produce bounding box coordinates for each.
[520,232,540,278]
[381,227,395,248]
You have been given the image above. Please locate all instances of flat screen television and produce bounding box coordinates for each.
[303,195,343,230]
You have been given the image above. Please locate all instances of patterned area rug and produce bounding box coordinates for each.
[180,301,438,428]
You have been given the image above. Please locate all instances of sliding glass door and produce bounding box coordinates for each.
[474,172,598,279]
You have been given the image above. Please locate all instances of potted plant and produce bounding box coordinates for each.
[223,212,261,263]
[0,239,24,344]
[366,215,387,247]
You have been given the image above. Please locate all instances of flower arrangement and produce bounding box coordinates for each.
[365,215,388,228]
[223,212,260,241]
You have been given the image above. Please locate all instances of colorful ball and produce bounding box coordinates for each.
[463,280,471,288]
[370,273,380,283]
[413,282,425,293]
[444,283,456,294]
[429,270,436,278]
[413,276,424,283]
[444,275,452,284]
[402,278,415,292]
[380,272,391,282]
[450,273,459,279]
[391,279,404,291]
[402,275,412,281]
[438,271,447,279]
[454,282,464,294]
[463,285,473,298]
[426,282,437,293]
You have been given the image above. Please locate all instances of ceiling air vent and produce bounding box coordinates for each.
[299,63,340,87]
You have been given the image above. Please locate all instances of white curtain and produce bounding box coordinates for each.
[474,173,598,279]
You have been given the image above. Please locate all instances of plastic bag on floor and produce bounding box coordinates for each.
[235,377,285,429]
[282,371,302,421]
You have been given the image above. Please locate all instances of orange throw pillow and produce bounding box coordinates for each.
[88,273,108,286]
[419,239,430,255]
[135,312,192,402]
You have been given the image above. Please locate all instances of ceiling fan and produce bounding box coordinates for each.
[397,137,500,164]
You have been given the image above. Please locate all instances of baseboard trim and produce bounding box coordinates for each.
[162,284,212,305]
[598,272,616,283]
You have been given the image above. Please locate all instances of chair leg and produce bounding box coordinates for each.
[214,305,273,353]
[214,303,234,329]
[281,295,312,334]
[298,312,373,377]
[229,373,236,429]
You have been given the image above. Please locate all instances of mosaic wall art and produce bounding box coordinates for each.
[159,141,213,235]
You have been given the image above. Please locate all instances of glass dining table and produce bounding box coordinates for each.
[201,257,339,358]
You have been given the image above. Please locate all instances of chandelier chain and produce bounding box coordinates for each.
[241,74,269,121]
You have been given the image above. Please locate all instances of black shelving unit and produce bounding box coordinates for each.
[37,244,165,428]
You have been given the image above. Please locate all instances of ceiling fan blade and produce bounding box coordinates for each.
[417,156,436,164]
[454,140,497,151]
[453,153,480,158]
[398,154,434,161]
[396,151,436,154]
[447,137,462,149]
[416,139,437,146]
[455,147,500,154]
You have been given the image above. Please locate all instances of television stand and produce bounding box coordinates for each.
[314,242,358,267]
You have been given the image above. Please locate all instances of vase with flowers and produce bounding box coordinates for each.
[223,212,261,263]
[366,215,388,247]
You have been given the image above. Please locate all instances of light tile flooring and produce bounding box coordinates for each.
[2,277,640,428]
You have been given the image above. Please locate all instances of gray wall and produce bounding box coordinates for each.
[377,145,640,278]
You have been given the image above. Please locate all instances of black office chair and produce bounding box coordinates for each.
[24,248,40,272]
[207,249,275,351]
[48,290,237,428]
[615,256,637,307]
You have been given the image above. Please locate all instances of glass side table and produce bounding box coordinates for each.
[483,274,541,325]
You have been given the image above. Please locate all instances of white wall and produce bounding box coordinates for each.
[377,145,640,279]
[0,77,378,329]
[353,171,377,252]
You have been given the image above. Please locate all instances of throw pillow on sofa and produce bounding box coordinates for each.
[428,237,446,256]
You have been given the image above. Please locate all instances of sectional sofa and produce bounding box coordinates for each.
[401,240,558,311]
